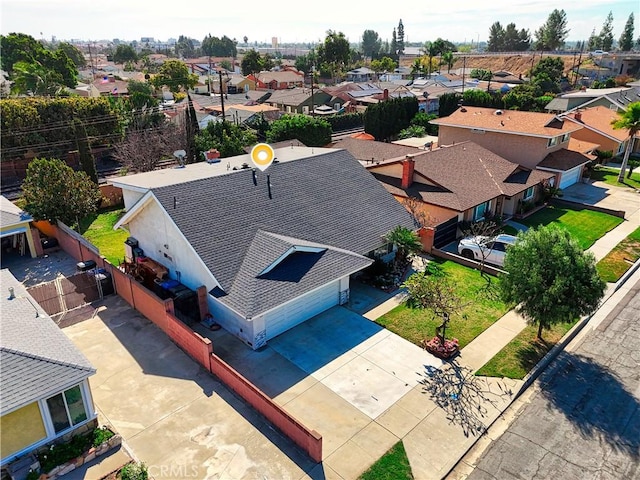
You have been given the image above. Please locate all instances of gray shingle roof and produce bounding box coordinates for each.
[151,149,414,312]
[1,195,32,228]
[0,269,95,415]
[538,148,593,171]
[371,142,554,212]
[331,137,423,164]
[212,230,372,317]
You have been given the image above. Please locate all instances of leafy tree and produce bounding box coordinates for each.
[534,9,569,50]
[531,56,565,93]
[470,68,492,81]
[390,29,398,60]
[0,33,45,72]
[126,80,159,110]
[611,102,640,182]
[151,59,198,93]
[410,58,425,78]
[114,121,185,172]
[241,49,263,75]
[57,42,86,68]
[370,56,396,77]
[398,125,426,139]
[266,114,331,147]
[397,20,405,56]
[364,96,418,141]
[411,112,438,135]
[113,44,137,64]
[294,51,318,76]
[316,30,350,82]
[195,121,257,158]
[384,226,422,268]
[175,35,196,58]
[438,92,462,117]
[462,89,496,107]
[11,60,65,96]
[22,157,101,226]
[243,36,248,45]
[587,28,601,51]
[361,30,381,59]
[500,226,605,340]
[599,11,614,52]
[504,23,531,51]
[201,34,237,58]
[619,13,635,51]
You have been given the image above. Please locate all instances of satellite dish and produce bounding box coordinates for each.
[173,150,187,168]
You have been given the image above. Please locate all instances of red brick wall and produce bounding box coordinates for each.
[209,354,323,462]
[167,312,213,368]
[99,184,124,209]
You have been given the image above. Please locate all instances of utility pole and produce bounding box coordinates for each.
[309,66,315,117]
[218,70,226,121]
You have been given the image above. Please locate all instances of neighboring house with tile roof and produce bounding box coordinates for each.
[561,106,635,157]
[265,87,334,114]
[0,269,97,467]
[430,106,589,189]
[250,70,305,90]
[110,147,414,349]
[366,142,554,226]
[1,195,38,258]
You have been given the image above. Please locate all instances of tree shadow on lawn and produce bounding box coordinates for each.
[537,351,640,459]
[516,337,553,373]
[418,362,516,438]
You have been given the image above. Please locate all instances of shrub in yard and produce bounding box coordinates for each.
[92,425,115,447]
[120,462,149,480]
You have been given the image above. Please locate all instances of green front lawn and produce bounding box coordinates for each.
[591,166,640,190]
[376,259,511,349]
[519,204,623,250]
[359,441,413,480]
[596,227,640,282]
[79,207,128,266]
[475,319,578,379]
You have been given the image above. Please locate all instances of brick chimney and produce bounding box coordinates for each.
[574,111,582,122]
[401,155,415,189]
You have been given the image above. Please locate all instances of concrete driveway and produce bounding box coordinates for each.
[63,296,316,480]
[561,179,640,221]
[195,306,446,478]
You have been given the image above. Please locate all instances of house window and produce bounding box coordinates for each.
[472,129,486,134]
[302,105,309,114]
[523,186,535,200]
[46,386,87,434]
[473,200,491,221]
[547,136,560,148]
[286,106,292,113]
[561,133,570,143]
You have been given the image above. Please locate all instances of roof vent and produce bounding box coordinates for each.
[495,110,503,115]
[241,162,250,169]
[8,287,15,300]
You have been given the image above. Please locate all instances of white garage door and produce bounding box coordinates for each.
[263,280,340,340]
[559,166,582,189]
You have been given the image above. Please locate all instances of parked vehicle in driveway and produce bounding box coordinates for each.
[457,234,517,267]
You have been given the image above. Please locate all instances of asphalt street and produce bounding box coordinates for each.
[467,276,640,480]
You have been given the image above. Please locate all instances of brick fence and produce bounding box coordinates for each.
[37,220,323,463]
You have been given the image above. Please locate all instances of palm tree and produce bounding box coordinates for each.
[11,60,65,96]
[384,226,422,267]
[441,51,455,74]
[612,102,640,182]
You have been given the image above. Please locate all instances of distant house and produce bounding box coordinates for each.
[0,269,97,471]
[545,87,638,113]
[109,147,415,349]
[266,87,333,115]
[366,142,554,225]
[430,106,589,189]
[346,67,375,82]
[250,70,304,90]
[1,195,38,258]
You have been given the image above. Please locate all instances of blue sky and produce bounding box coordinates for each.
[1,0,637,45]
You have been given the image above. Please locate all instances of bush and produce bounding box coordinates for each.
[92,425,115,447]
[266,114,331,146]
[120,462,149,480]
[324,112,363,131]
[38,434,91,473]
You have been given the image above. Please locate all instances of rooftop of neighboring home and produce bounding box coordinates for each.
[1,194,32,226]
[0,269,95,415]
[254,70,304,84]
[562,106,629,142]
[568,138,601,154]
[430,106,583,138]
[369,141,553,212]
[266,87,317,105]
[537,148,596,171]
[330,136,422,164]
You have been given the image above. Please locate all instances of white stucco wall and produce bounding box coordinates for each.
[122,189,145,211]
[126,197,217,294]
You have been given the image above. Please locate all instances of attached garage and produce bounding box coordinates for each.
[262,279,341,341]
[559,165,583,189]
[537,148,592,192]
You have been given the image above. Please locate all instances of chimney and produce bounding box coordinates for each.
[383,89,389,101]
[401,155,415,189]
[574,111,582,122]
[109,75,115,83]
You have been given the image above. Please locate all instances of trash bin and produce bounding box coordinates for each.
[95,271,114,296]
[77,259,97,272]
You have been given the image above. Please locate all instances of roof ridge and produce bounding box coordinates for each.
[0,347,95,374]
[477,156,505,195]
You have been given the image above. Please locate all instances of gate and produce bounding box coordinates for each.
[433,216,459,248]
[27,270,113,319]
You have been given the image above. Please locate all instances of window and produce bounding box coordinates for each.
[547,136,560,148]
[302,105,309,114]
[46,386,87,434]
[561,133,570,143]
[523,186,535,200]
[473,201,491,221]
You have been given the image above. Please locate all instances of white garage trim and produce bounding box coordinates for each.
[0,226,27,238]
[261,279,341,341]
[559,165,582,189]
